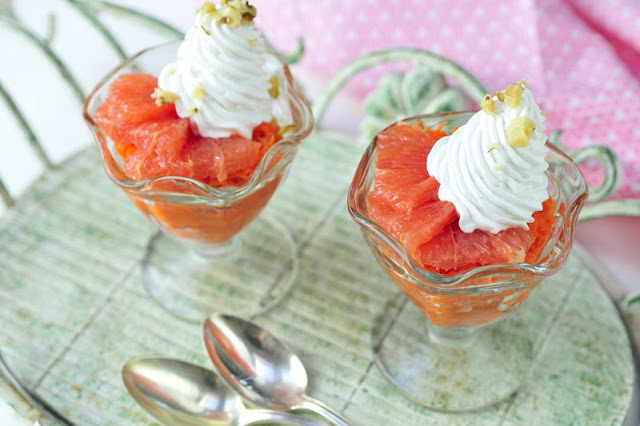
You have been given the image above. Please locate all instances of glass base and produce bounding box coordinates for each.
[372,295,533,412]
[141,214,298,322]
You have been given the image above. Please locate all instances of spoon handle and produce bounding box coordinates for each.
[237,409,327,426]
[295,396,351,426]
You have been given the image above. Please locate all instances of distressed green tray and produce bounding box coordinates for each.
[0,129,637,425]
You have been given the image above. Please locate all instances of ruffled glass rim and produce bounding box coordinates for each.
[83,40,314,200]
[347,112,589,289]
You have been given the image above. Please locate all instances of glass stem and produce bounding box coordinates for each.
[427,323,480,348]
[188,236,240,260]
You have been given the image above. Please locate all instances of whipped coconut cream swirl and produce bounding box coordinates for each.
[427,83,549,234]
[157,4,281,139]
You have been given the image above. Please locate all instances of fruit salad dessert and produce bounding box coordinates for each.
[90,0,311,244]
[356,81,568,327]
[368,80,555,275]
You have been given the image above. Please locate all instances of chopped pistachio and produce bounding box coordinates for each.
[151,88,179,106]
[167,64,177,75]
[481,94,496,115]
[492,161,504,171]
[188,106,199,115]
[540,109,547,117]
[268,75,279,98]
[487,142,500,152]
[506,116,535,148]
[503,83,524,108]
[197,1,216,15]
[201,24,211,35]
[192,84,205,100]
[248,38,258,48]
[214,0,257,27]
[495,91,505,102]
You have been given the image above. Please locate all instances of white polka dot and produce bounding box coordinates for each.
[474,7,486,17]
[416,27,427,38]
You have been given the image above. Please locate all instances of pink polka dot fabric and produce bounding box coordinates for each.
[223,0,640,198]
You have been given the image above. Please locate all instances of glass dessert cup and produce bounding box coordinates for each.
[83,41,313,321]
[348,112,588,412]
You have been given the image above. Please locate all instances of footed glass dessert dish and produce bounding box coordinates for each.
[348,112,589,411]
[83,41,313,321]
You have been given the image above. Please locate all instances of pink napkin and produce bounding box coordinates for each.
[249,0,640,199]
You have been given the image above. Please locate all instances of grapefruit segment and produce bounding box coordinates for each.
[373,170,439,211]
[376,122,439,171]
[123,118,190,180]
[366,193,410,236]
[184,135,262,185]
[417,225,457,273]
[399,201,457,256]
[94,73,178,148]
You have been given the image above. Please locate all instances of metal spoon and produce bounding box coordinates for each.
[122,357,326,426]
[203,314,351,426]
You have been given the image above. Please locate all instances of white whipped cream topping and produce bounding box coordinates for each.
[157,6,280,139]
[426,85,549,234]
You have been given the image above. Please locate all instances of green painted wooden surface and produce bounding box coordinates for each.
[0,130,636,425]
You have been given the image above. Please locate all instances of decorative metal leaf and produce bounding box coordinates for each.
[361,64,470,142]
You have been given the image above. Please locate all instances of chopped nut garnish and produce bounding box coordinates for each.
[487,142,500,152]
[192,84,205,100]
[151,88,179,106]
[197,1,217,15]
[248,38,258,48]
[540,109,547,117]
[495,91,505,102]
[201,24,211,35]
[481,94,496,115]
[492,161,504,172]
[278,124,296,135]
[506,116,535,148]
[167,64,177,75]
[268,75,279,98]
[188,106,199,115]
[214,0,257,27]
[503,83,524,108]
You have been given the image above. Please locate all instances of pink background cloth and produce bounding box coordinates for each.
[246,0,640,199]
